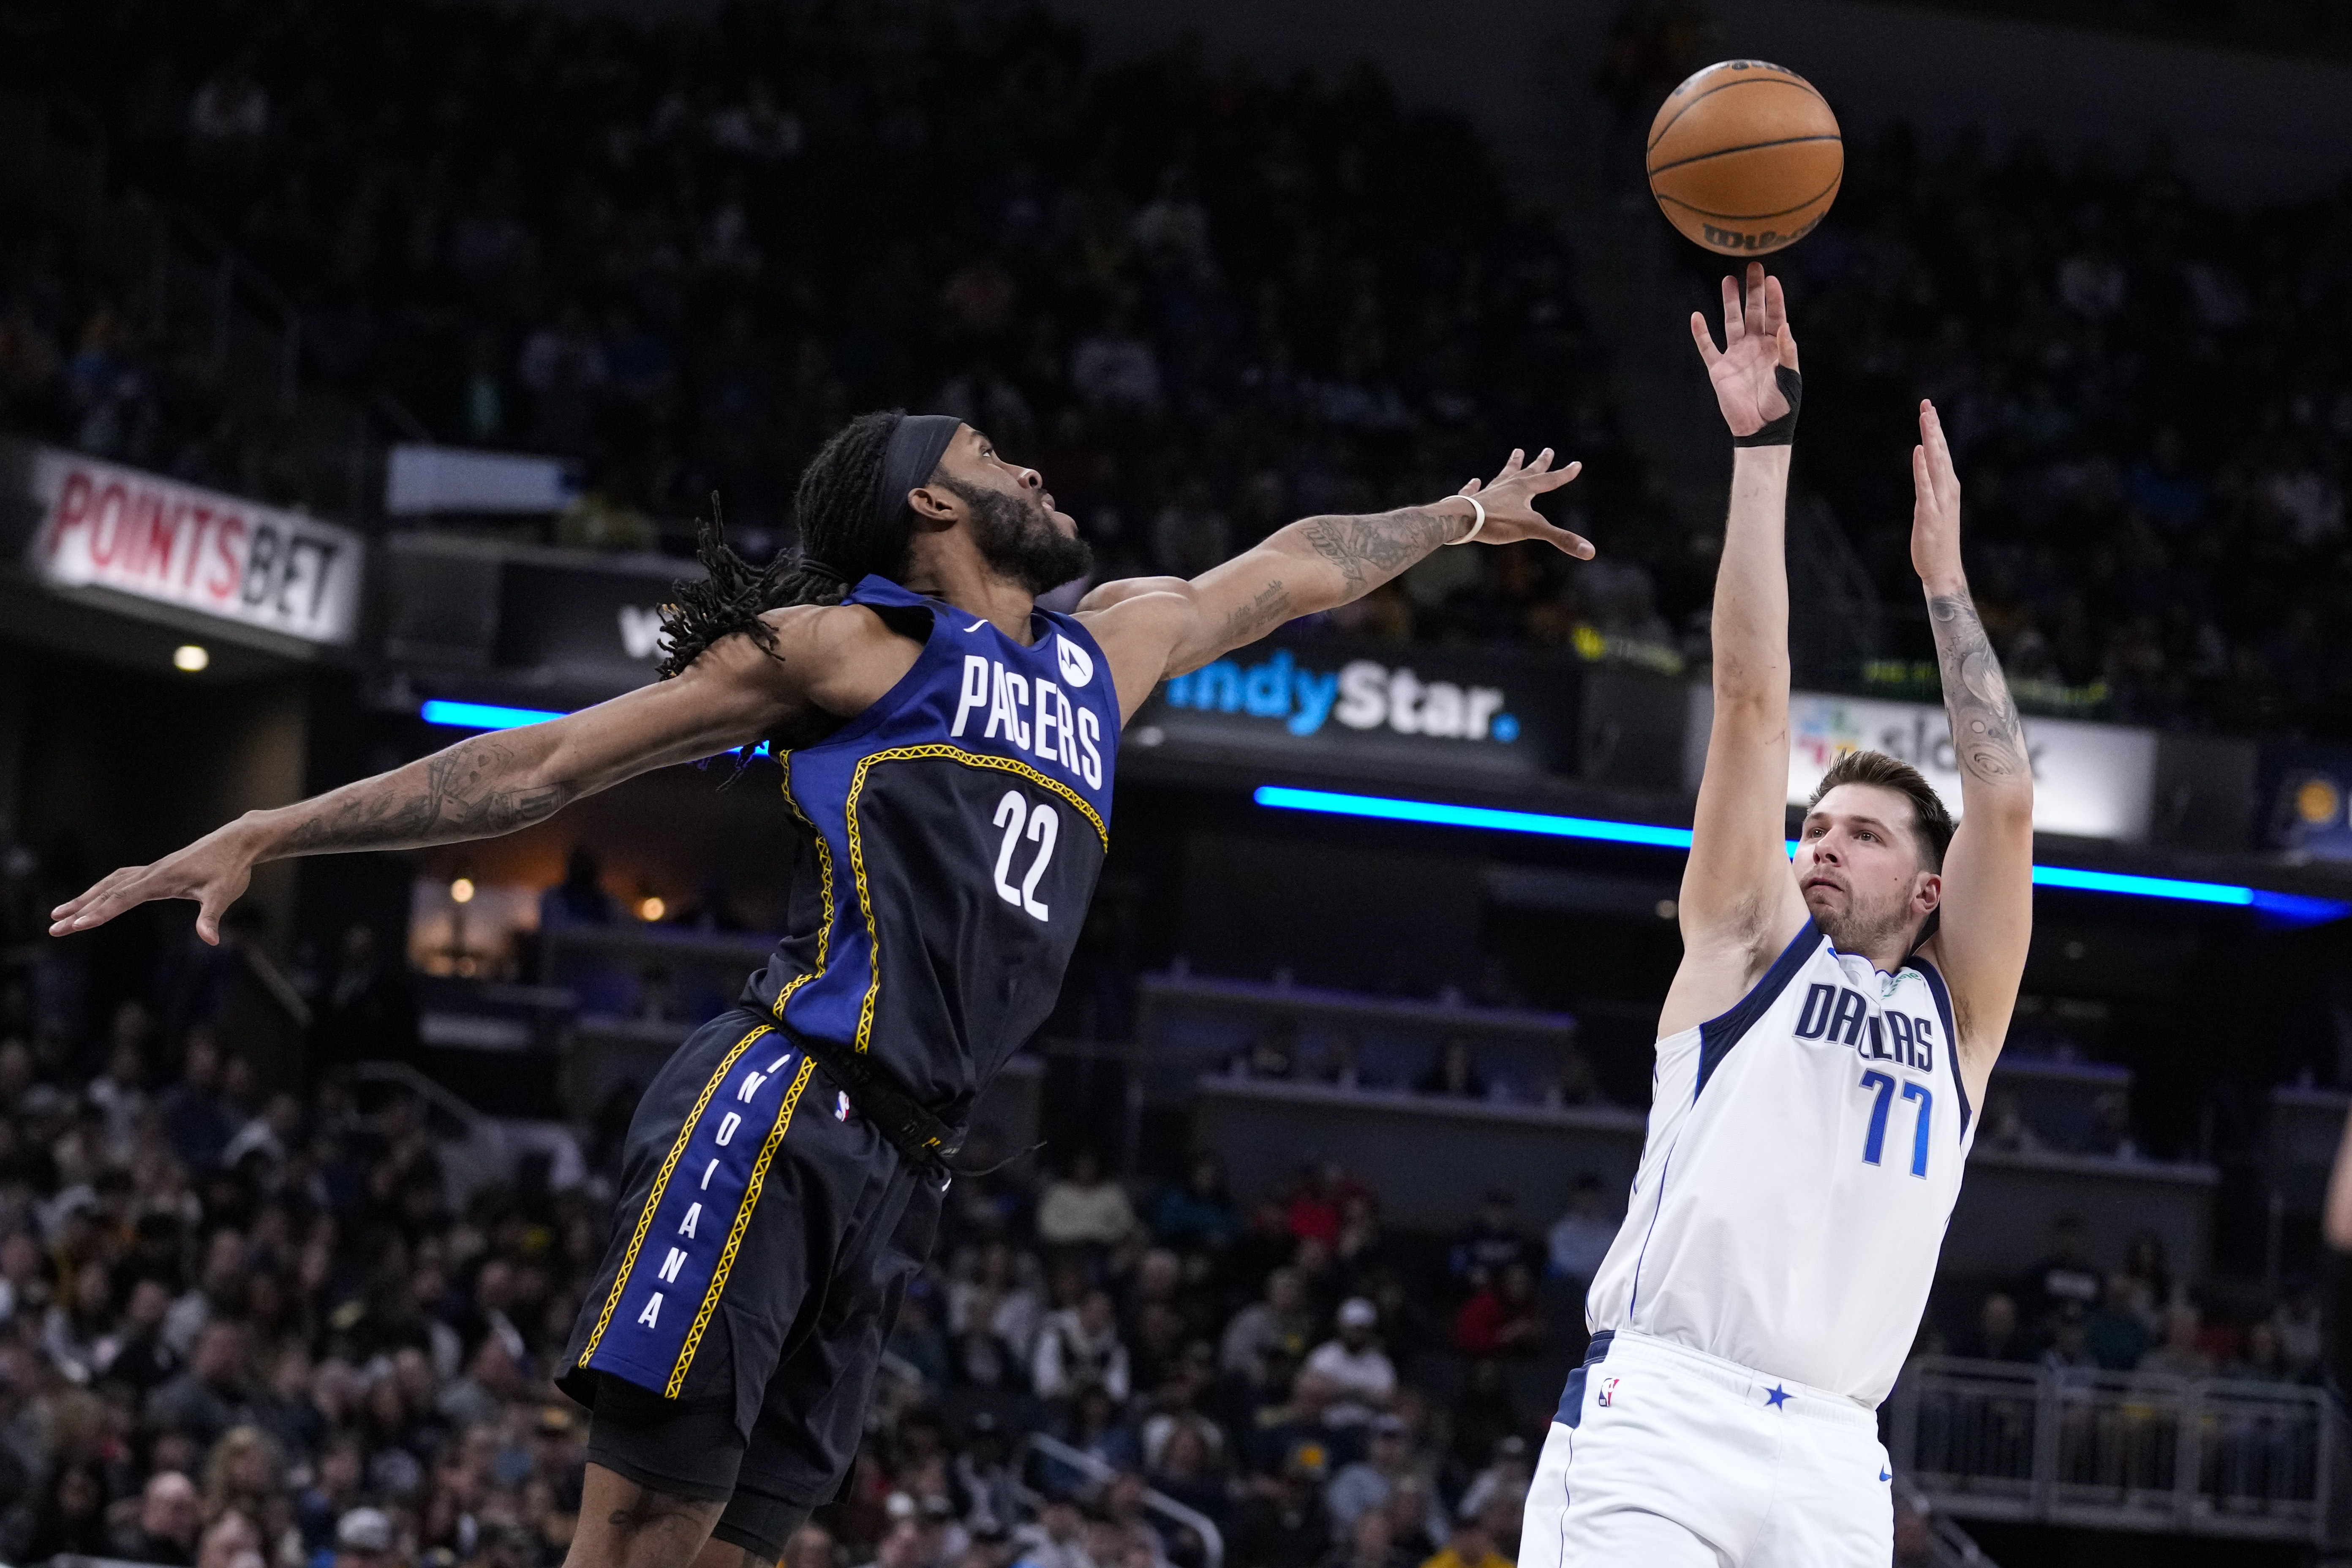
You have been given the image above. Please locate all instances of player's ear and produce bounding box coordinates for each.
[1914,870,1942,915]
[904,483,960,530]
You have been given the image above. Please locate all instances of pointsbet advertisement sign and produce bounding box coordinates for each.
[24,446,365,644]
[1131,639,1576,779]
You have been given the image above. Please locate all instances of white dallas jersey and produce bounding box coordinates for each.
[1584,924,1976,1407]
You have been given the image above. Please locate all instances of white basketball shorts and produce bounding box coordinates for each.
[1519,1328,1892,1568]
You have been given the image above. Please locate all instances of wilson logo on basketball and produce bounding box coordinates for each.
[1646,59,1843,258]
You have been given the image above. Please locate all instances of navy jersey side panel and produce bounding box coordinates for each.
[747,577,1117,1115]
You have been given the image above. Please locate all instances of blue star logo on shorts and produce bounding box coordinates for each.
[1765,1384,1790,1409]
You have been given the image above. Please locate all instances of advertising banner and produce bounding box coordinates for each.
[1778,689,2158,841]
[1130,637,1579,781]
[25,446,365,644]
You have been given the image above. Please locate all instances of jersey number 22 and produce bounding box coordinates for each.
[991,789,1059,921]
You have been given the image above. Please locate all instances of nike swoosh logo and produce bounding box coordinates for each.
[963,618,987,633]
[1878,1469,1891,1482]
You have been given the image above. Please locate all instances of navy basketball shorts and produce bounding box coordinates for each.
[558,1008,942,1560]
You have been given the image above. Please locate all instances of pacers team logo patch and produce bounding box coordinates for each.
[1056,634,1095,689]
[1598,1377,1620,1407]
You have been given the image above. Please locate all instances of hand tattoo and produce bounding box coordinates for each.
[1294,508,1455,596]
[281,734,578,853]
[1927,593,2030,785]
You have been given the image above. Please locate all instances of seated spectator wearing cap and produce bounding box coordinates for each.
[332,1508,397,1568]
[1302,1299,1396,1425]
[1326,1416,1445,1544]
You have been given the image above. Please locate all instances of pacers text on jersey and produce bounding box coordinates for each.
[948,653,1106,790]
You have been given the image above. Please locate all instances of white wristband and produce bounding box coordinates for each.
[1445,493,1486,545]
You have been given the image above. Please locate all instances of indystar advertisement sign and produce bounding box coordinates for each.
[1132,639,1576,779]
[1765,689,2158,842]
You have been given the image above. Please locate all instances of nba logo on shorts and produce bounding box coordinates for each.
[1598,1377,1621,1407]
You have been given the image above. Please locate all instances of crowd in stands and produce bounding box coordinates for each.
[1774,124,2352,740]
[35,0,1650,646]
[1217,1022,1614,1117]
[1932,1216,2326,1386]
[14,0,2352,737]
[0,216,252,495]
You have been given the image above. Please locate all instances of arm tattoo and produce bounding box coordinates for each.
[280,734,578,853]
[1219,578,1293,647]
[1927,592,2030,785]
[1294,507,1456,599]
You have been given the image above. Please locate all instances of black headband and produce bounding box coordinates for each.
[872,413,962,534]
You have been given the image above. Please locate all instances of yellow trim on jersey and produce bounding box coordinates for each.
[665,1053,819,1395]
[767,752,837,1030]
[578,1021,772,1365]
[843,744,1110,1055]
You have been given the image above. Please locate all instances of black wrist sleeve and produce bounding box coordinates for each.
[1732,364,1803,448]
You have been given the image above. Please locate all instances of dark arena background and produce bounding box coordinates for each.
[9,1,2352,1565]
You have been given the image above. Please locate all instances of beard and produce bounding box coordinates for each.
[1811,883,1922,958]
[942,477,1095,595]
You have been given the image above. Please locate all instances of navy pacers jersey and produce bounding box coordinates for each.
[745,575,1117,1120]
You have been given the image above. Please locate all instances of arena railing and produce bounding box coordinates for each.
[1888,1355,2338,1544]
[1011,1431,1226,1568]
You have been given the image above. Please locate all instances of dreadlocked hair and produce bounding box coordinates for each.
[654,411,914,679]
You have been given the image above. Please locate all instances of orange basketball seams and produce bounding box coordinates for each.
[1646,61,1843,256]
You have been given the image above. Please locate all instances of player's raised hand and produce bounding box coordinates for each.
[50,826,258,945]
[1691,261,1799,439]
[1455,446,1593,558]
[1909,399,1965,591]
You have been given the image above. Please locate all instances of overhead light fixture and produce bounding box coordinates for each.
[450,877,476,904]
[638,896,666,922]
[173,644,210,672]
[1251,784,2352,923]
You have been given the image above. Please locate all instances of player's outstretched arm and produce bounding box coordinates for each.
[1075,448,1589,720]
[1659,264,1813,1036]
[1910,400,2033,1096]
[49,608,892,943]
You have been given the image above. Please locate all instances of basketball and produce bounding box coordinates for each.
[1646,60,1843,256]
